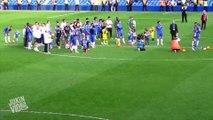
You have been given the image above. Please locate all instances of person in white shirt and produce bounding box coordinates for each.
[106,16,113,39]
[94,0,98,11]
[27,0,31,10]
[44,30,52,54]
[64,0,69,10]
[32,22,41,52]
[75,0,80,11]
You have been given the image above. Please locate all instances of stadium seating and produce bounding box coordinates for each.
[1,0,212,11]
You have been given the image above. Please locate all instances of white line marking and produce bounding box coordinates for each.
[0,109,109,120]
[47,12,88,19]
[40,51,213,62]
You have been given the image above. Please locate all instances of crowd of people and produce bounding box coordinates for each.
[0,0,212,11]
[3,9,208,53]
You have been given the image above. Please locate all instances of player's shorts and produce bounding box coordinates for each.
[28,35,33,42]
[64,33,70,40]
[34,38,40,43]
[90,35,96,42]
[157,33,163,37]
[118,32,123,37]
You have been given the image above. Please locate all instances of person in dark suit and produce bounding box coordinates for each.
[181,5,187,23]
[170,20,178,40]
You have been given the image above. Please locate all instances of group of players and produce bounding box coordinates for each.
[3,15,203,53]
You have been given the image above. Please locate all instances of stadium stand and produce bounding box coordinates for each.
[0,0,212,11]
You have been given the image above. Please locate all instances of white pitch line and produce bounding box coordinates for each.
[0,109,109,120]
[42,52,213,62]
[47,12,88,19]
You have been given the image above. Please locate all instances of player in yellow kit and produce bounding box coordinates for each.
[102,26,108,45]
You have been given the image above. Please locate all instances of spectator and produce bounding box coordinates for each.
[90,0,94,11]
[203,0,207,11]
[27,0,31,10]
[101,0,107,11]
[64,0,69,10]
[142,0,147,11]
[94,0,98,11]
[53,0,57,10]
[37,0,41,10]
[165,0,170,12]
[108,0,112,11]
[181,4,187,23]
[75,0,80,11]
[201,10,208,30]
[106,16,113,39]
[3,0,9,10]
[129,0,132,11]
[169,20,178,40]
[17,0,21,10]
[171,0,176,11]
[160,0,164,11]
[126,0,129,11]
[193,0,198,11]
[114,0,118,11]
[126,0,132,11]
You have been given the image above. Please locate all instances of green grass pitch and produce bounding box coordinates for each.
[0,11,213,120]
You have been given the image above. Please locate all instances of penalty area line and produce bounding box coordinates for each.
[0,110,109,120]
[40,52,213,62]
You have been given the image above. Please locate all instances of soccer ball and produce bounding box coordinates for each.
[52,33,55,37]
[203,47,207,50]
[11,40,16,44]
[182,49,186,53]
[206,46,210,50]
[117,43,121,48]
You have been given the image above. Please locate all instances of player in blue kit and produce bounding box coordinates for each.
[55,25,62,49]
[84,21,91,48]
[137,34,145,51]
[70,27,79,53]
[26,24,33,49]
[144,28,150,46]
[13,29,20,43]
[3,26,13,43]
[155,21,164,46]
[90,23,96,48]
[192,22,201,51]
[116,20,125,45]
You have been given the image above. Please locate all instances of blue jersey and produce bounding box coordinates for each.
[156,24,163,37]
[84,24,90,35]
[55,28,62,38]
[194,26,201,39]
[117,23,123,37]
[90,27,96,42]
[128,31,134,41]
[83,43,88,49]
[14,32,20,39]
[137,40,144,48]
[144,31,150,40]
[93,20,99,33]
[26,26,33,41]
[3,27,12,34]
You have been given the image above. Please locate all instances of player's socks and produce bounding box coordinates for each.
[161,39,164,46]
[7,36,11,43]
[196,40,199,47]
[4,36,8,43]
[157,39,159,46]
[122,38,125,44]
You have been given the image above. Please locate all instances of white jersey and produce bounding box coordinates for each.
[33,26,42,39]
[23,28,26,38]
[44,32,52,44]
[106,19,112,28]
[60,22,66,30]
